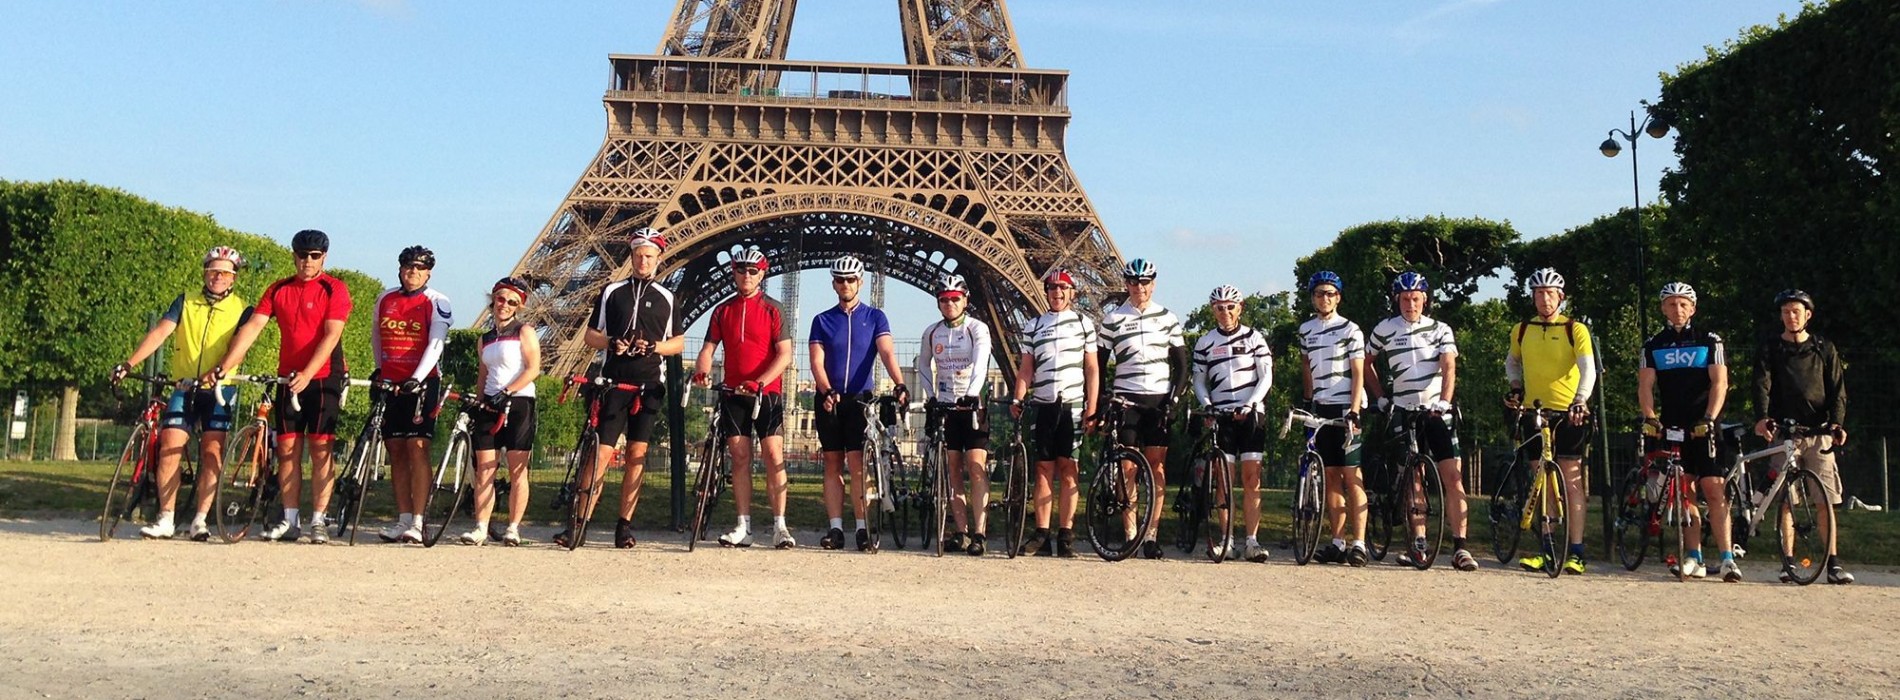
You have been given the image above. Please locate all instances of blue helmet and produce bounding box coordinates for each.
[1122,258,1157,280]
[1307,270,1343,292]
[1391,271,1429,296]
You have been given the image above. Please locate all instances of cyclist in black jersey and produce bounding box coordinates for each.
[1637,282,1732,580]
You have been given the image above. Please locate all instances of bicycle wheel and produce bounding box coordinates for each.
[1539,466,1567,579]
[932,446,951,557]
[423,433,474,548]
[686,436,721,551]
[1173,464,1204,555]
[1292,453,1325,565]
[333,435,379,546]
[216,425,268,543]
[1725,475,1754,558]
[1201,451,1235,563]
[567,432,602,551]
[1367,491,1394,562]
[1610,470,1653,571]
[1771,470,1828,585]
[1085,446,1156,562]
[889,451,913,550]
[1488,459,1528,564]
[101,423,154,541]
[1672,472,1695,582]
[864,449,886,554]
[1001,441,1029,559]
[1403,455,1445,570]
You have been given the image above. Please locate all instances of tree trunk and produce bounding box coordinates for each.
[54,384,79,461]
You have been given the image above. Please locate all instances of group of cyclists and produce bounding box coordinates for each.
[109,225,1856,584]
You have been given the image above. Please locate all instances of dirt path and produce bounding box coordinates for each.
[2,519,1895,699]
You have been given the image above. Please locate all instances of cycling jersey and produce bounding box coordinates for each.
[1368,315,1457,410]
[1020,309,1097,405]
[809,303,892,395]
[480,323,537,398]
[1098,302,1185,395]
[705,292,791,394]
[1507,314,1595,408]
[1639,324,1723,426]
[918,315,993,403]
[1192,325,1271,410]
[1753,332,1845,429]
[254,273,352,379]
[372,286,452,381]
[1297,315,1365,407]
[159,291,251,385]
[589,277,678,385]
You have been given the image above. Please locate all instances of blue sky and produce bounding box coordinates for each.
[1,1,1804,334]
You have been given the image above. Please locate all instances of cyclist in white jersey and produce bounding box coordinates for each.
[916,274,994,556]
[1365,272,1475,571]
[1010,268,1099,557]
[1191,285,1273,562]
[1297,270,1369,566]
[1097,258,1188,559]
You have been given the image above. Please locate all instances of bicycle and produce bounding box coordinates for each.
[556,373,649,551]
[215,374,297,543]
[851,392,908,554]
[327,376,413,545]
[1611,423,1704,579]
[1083,396,1158,562]
[986,400,1032,559]
[917,400,982,556]
[101,374,206,541]
[1727,419,1837,585]
[1280,408,1351,565]
[1488,402,1569,578]
[421,389,492,547]
[1176,407,1241,562]
[685,384,752,551]
[1368,407,1452,570]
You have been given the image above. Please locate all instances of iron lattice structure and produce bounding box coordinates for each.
[506,0,1126,377]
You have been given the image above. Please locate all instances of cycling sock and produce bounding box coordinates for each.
[190,513,208,527]
[1688,549,1703,563]
[156,511,174,526]
[1453,537,1467,551]
[411,515,423,529]
[1350,539,1365,550]
[1567,543,1586,558]
[737,515,751,532]
[398,512,414,528]
[855,519,867,532]
[773,516,788,530]
[1333,538,1347,550]
[284,508,300,525]
[1721,550,1735,563]
[830,518,844,531]
[1246,536,1260,547]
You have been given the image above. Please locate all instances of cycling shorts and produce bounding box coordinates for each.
[472,397,536,452]
[1519,412,1592,460]
[1314,403,1362,468]
[1645,433,1719,479]
[380,375,442,440]
[1212,410,1266,462]
[1030,402,1082,461]
[162,386,238,434]
[595,382,665,446]
[274,378,344,439]
[717,393,785,441]
[1114,393,1171,449]
[816,394,870,453]
[927,404,990,452]
[1388,409,1461,463]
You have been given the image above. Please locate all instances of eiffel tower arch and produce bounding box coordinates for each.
[505,0,1129,378]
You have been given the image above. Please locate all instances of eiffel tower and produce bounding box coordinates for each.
[505,0,1128,377]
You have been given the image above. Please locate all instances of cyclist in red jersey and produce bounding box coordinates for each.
[208,229,353,543]
[692,247,797,548]
[370,246,452,544]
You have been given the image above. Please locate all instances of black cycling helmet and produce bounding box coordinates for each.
[291,229,330,253]
[399,245,436,270]
[1774,289,1813,311]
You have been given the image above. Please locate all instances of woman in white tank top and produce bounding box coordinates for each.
[460,278,542,545]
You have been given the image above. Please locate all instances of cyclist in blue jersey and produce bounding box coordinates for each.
[809,256,909,551]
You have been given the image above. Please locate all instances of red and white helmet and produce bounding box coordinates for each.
[629,227,667,252]
[203,246,244,270]
[1042,268,1076,288]
[731,247,768,271]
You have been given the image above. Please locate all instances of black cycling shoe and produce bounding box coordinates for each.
[615,520,637,549]
[551,528,574,549]
[1317,542,1344,564]
[1056,528,1078,558]
[1140,539,1165,560]
[1346,544,1369,567]
[966,533,987,556]
[1019,528,1050,557]
[820,527,846,550]
[855,528,872,552]
[946,531,971,553]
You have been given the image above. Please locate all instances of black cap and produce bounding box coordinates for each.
[291,229,330,253]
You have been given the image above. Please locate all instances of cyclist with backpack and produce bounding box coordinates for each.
[1753,289,1853,584]
[1507,268,1596,575]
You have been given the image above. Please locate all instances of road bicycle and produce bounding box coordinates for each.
[555,373,650,550]
[686,384,752,551]
[916,400,982,556]
[851,392,907,554]
[1612,423,1703,580]
[987,401,1032,559]
[1175,407,1241,562]
[101,374,205,541]
[215,374,297,543]
[1280,408,1351,565]
[1727,419,1838,585]
[1368,407,1452,570]
[1489,402,1569,578]
[422,389,493,547]
[1083,396,1158,562]
[324,377,412,545]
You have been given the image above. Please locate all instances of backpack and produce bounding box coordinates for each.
[1515,318,1597,373]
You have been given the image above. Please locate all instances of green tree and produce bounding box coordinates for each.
[1293,216,1519,326]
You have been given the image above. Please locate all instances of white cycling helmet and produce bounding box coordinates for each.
[1526,267,1566,291]
[1209,285,1243,304]
[1659,282,1697,303]
[730,247,767,271]
[629,227,666,252]
[203,246,244,271]
[1122,258,1157,280]
[830,255,864,279]
[937,274,968,298]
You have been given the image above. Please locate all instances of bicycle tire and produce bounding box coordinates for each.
[1173,467,1203,555]
[890,450,913,550]
[1672,471,1693,582]
[567,432,602,551]
[345,437,380,546]
[864,449,886,554]
[101,422,154,541]
[1488,459,1528,564]
[1611,470,1653,571]
[216,425,268,543]
[1085,446,1156,562]
[1773,469,1828,586]
[1292,452,1325,565]
[1201,451,1235,563]
[1726,475,1753,558]
[423,433,474,548]
[1367,491,1394,562]
[1540,465,1566,579]
[1404,455,1446,570]
[686,435,722,551]
[1002,441,1029,559]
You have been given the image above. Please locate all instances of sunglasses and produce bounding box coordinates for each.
[1212,303,1238,312]
[732,267,763,276]
[295,250,325,260]
[204,269,236,278]
[1044,284,1074,291]
[1312,290,1340,298]
[1124,278,1155,286]
[402,263,431,271]
[493,297,523,307]
[937,295,965,303]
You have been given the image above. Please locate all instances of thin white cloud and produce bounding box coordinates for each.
[1393,0,1510,49]
[1165,227,1240,249]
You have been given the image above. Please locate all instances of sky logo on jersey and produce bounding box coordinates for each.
[1653,346,1710,370]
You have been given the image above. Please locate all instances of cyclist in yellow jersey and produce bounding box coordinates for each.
[110,247,252,541]
[1505,268,1596,574]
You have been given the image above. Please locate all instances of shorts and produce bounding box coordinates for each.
[161,386,238,433]
[1777,434,1842,506]
[472,396,537,452]
[1519,411,1592,460]
[927,403,990,452]
[716,393,785,440]
[275,377,344,438]
[1389,408,1460,462]
[595,382,664,446]
[380,375,442,440]
[1212,410,1266,462]
[1030,402,1082,461]
[816,394,870,452]
[1113,393,1171,448]
[1645,433,1719,479]
[1314,403,1362,468]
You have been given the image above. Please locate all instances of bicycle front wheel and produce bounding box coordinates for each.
[1488,460,1528,564]
[1292,453,1325,565]
[101,423,155,541]
[1771,470,1829,585]
[1201,452,1235,563]
[1539,466,1567,579]
[686,435,722,551]
[423,433,475,548]
[1085,447,1155,562]
[216,425,270,543]
[1610,470,1653,571]
[568,432,602,551]
[932,447,951,557]
[1725,474,1754,558]
[1403,455,1445,570]
[1001,442,1029,559]
[332,436,379,546]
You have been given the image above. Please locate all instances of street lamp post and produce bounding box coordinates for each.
[1599,103,1672,340]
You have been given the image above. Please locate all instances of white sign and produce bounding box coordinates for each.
[8,391,25,441]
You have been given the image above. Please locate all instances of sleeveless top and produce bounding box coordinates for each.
[481,323,536,398]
